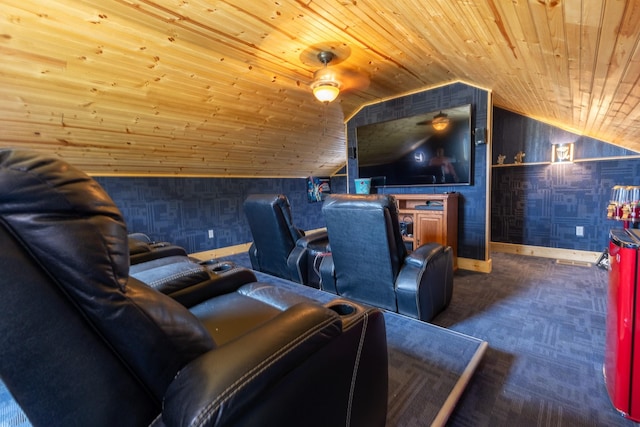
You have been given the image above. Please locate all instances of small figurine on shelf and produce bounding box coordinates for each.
[497,154,506,165]
[514,151,526,164]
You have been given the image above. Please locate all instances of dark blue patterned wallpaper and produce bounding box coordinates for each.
[94,99,638,259]
[491,107,640,251]
[95,176,332,254]
[346,82,490,260]
[492,108,637,164]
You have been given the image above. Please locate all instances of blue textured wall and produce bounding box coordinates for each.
[94,98,639,258]
[492,108,638,164]
[491,107,640,251]
[347,82,490,260]
[95,176,330,254]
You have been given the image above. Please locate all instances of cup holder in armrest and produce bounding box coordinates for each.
[325,299,369,326]
[200,259,236,273]
[328,302,357,317]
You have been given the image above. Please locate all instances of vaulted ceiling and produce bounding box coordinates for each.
[2,0,639,177]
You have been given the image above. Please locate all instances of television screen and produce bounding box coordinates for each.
[356,104,473,187]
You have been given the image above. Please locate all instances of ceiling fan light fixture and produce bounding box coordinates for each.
[311,51,341,103]
[311,80,340,102]
[432,112,450,131]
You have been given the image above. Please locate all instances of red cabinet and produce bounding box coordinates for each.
[605,228,640,422]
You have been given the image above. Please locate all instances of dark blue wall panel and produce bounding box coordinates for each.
[346,82,490,260]
[96,176,329,254]
[93,99,640,259]
[492,108,637,164]
[491,107,640,252]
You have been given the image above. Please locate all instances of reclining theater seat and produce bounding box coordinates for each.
[127,233,258,307]
[243,194,330,288]
[128,253,257,307]
[320,194,454,322]
[127,232,257,307]
[127,232,190,265]
[0,149,388,427]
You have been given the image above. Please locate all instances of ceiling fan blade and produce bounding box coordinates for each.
[416,112,448,126]
[416,119,433,126]
[336,67,370,91]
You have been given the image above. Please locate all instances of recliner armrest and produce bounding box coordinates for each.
[402,242,443,269]
[287,230,329,287]
[395,243,439,299]
[161,303,342,426]
[396,243,451,321]
[131,258,258,307]
[294,230,329,250]
[319,254,337,294]
[169,267,258,307]
[287,230,331,288]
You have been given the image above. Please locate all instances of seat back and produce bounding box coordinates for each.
[244,194,304,279]
[0,149,215,426]
[321,194,407,311]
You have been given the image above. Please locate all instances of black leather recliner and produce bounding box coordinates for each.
[127,232,190,265]
[128,254,254,307]
[244,194,330,288]
[320,194,454,322]
[126,233,256,306]
[0,149,388,427]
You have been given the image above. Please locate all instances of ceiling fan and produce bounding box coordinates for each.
[301,43,370,103]
[416,111,450,131]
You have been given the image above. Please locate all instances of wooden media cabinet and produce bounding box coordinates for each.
[393,193,459,268]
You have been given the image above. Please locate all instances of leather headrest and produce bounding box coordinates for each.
[0,148,129,291]
[0,149,216,400]
[322,193,396,212]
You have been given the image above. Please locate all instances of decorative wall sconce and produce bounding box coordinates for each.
[551,143,574,163]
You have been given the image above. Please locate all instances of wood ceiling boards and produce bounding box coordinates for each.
[1,0,639,177]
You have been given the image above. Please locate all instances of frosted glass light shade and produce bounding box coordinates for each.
[311,66,341,102]
[312,84,340,102]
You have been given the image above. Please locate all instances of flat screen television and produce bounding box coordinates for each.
[356,104,473,187]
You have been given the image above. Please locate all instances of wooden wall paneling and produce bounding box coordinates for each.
[2,0,640,177]
[584,1,627,134]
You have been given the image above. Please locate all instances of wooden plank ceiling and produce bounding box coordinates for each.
[1,0,639,177]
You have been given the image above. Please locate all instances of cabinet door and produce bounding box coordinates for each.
[416,213,444,247]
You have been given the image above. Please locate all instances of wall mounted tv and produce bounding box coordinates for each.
[356,104,473,187]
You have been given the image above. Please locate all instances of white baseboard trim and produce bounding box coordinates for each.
[491,242,602,264]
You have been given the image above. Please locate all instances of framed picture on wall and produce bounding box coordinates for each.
[307,176,331,202]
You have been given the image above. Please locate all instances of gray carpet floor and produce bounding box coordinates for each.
[434,252,637,427]
[226,250,639,426]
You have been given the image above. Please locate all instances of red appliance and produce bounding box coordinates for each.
[605,228,640,422]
